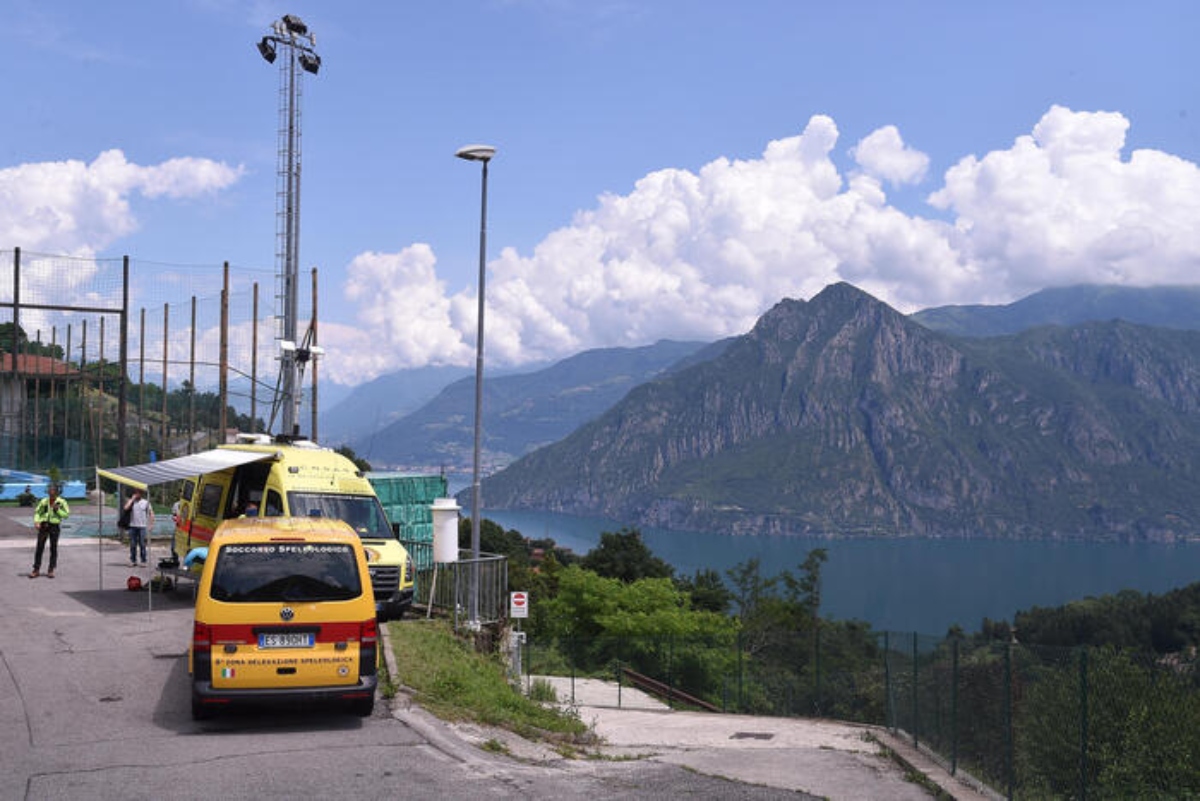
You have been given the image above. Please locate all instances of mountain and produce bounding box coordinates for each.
[318,365,472,448]
[352,340,711,471]
[480,283,1200,541]
[911,284,1200,337]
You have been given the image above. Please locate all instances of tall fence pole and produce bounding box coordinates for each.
[189,297,197,451]
[1079,647,1089,801]
[98,316,106,466]
[1005,642,1014,801]
[912,633,920,749]
[65,325,72,454]
[219,264,229,437]
[118,256,128,466]
[160,304,168,456]
[951,637,959,776]
[138,309,146,458]
[310,266,319,441]
[251,284,260,433]
[12,249,22,468]
[79,319,88,469]
[883,631,892,729]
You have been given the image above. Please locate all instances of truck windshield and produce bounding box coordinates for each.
[287,492,393,539]
[210,542,361,603]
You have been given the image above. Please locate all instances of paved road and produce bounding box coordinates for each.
[0,499,988,799]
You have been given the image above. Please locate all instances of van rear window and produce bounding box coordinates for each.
[210,543,362,603]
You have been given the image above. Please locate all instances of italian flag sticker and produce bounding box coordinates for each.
[221,667,235,679]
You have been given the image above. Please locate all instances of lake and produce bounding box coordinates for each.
[483,508,1200,636]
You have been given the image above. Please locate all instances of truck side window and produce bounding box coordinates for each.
[197,483,224,519]
[263,490,283,517]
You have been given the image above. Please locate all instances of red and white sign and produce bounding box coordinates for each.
[510,591,529,619]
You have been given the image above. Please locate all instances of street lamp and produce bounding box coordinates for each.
[456,143,495,627]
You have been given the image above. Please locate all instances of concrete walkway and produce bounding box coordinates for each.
[395,669,998,800]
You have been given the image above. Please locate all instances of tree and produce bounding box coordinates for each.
[676,568,733,614]
[580,527,673,583]
[0,322,28,353]
[335,445,371,473]
[0,323,63,359]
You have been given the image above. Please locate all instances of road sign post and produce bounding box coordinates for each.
[510,590,529,619]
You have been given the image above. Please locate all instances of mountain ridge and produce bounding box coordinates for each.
[479,283,1200,541]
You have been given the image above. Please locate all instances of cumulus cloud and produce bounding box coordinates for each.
[929,105,1200,295]
[851,125,930,186]
[330,105,1200,385]
[0,148,242,256]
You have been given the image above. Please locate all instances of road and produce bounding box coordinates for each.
[0,499,987,799]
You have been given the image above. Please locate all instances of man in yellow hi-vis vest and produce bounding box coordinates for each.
[30,484,70,579]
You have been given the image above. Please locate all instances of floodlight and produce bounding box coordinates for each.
[298,52,321,75]
[282,14,308,36]
[257,37,277,63]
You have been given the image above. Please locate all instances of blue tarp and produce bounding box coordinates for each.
[0,470,87,501]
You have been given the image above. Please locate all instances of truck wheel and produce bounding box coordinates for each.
[191,694,213,721]
[350,696,374,717]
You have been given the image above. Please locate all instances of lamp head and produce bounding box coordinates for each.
[281,14,308,36]
[298,52,321,75]
[257,37,277,63]
[455,144,496,163]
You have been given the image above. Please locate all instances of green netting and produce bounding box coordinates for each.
[368,473,447,543]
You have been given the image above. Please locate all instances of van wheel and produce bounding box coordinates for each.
[191,695,213,721]
[350,697,374,717]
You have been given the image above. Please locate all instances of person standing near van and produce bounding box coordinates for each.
[125,489,154,567]
[30,484,70,578]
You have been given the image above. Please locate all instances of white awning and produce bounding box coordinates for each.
[96,449,277,490]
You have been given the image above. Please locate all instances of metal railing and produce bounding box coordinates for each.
[401,538,507,629]
[523,631,1200,799]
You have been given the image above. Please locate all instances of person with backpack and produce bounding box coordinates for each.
[124,488,154,567]
[30,484,70,579]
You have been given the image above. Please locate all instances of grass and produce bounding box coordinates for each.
[387,618,589,743]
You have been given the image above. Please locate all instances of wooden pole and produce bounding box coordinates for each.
[219,263,229,439]
[161,303,169,457]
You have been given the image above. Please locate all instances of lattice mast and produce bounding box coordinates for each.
[257,15,321,438]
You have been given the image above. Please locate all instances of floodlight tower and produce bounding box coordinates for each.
[257,14,321,439]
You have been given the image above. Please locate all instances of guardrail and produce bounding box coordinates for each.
[400,538,507,629]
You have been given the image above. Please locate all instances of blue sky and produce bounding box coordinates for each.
[2,1,1198,387]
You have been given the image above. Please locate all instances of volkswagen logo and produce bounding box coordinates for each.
[279,606,295,621]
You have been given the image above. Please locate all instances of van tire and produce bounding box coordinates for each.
[191,694,213,721]
[350,697,374,717]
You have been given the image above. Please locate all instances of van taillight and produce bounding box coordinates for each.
[193,621,213,682]
[359,618,378,678]
[193,622,212,652]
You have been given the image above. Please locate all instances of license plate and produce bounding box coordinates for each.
[258,632,314,649]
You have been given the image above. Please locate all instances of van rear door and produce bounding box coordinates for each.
[205,541,367,690]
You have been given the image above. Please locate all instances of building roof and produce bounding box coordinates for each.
[0,353,79,377]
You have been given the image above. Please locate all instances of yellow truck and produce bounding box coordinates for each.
[168,435,414,621]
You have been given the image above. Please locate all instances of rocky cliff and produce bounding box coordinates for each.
[481,283,1200,541]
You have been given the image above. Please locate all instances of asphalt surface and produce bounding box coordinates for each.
[0,497,993,799]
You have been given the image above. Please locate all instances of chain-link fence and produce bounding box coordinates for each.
[1,248,290,484]
[523,631,1200,799]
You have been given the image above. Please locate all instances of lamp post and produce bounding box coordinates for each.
[258,14,321,439]
[456,143,495,627]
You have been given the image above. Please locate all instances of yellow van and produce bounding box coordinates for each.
[189,517,378,720]
[173,435,413,620]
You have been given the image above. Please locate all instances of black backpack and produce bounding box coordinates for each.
[117,503,132,530]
